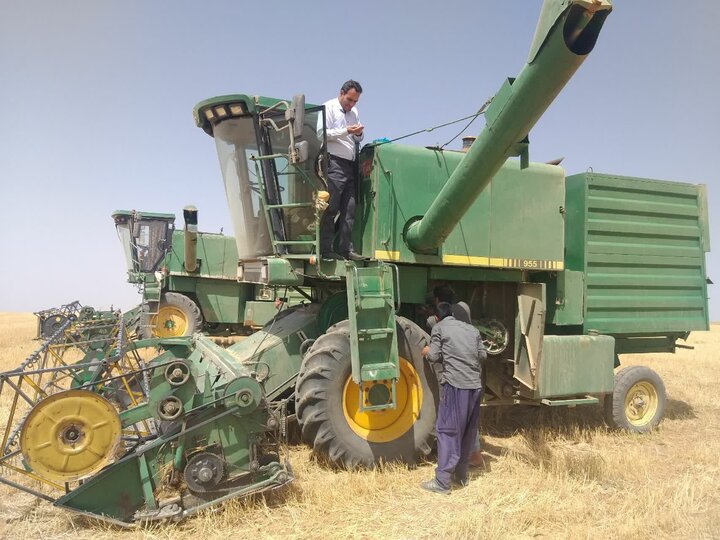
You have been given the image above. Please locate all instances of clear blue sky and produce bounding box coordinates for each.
[1,1,718,319]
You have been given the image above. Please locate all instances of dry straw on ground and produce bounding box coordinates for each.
[0,312,718,539]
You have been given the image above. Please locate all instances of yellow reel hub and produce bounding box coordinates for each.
[343,357,422,443]
[152,305,188,337]
[20,390,122,482]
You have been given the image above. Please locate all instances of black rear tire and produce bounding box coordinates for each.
[295,317,439,468]
[604,365,666,433]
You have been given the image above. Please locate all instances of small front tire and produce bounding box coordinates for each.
[604,365,666,433]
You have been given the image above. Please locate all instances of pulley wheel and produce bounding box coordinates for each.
[157,396,184,421]
[164,361,191,386]
[20,390,122,482]
[184,452,226,493]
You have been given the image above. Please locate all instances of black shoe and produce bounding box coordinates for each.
[452,474,469,488]
[322,252,345,260]
[420,478,451,495]
[343,251,367,261]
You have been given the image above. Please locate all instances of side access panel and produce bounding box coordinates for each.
[531,334,615,399]
[514,283,546,390]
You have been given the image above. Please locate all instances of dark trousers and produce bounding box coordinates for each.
[435,383,482,489]
[320,155,356,254]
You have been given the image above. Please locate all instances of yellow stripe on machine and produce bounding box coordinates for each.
[443,255,564,270]
[374,250,402,261]
[374,251,564,270]
[442,255,490,266]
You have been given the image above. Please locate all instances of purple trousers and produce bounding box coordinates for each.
[435,383,482,489]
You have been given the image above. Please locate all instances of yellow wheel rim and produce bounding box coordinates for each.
[624,381,659,427]
[20,390,122,482]
[342,357,423,443]
[152,305,188,337]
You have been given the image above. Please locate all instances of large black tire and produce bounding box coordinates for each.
[604,365,666,433]
[145,292,203,338]
[295,317,439,468]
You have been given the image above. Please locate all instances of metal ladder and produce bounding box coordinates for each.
[139,282,161,334]
[345,261,401,412]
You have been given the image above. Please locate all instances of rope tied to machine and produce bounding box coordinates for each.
[373,97,493,150]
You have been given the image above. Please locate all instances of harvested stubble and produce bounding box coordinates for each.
[0,312,718,540]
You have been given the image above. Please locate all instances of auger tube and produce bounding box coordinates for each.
[404,0,612,254]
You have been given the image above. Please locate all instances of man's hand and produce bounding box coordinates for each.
[347,124,364,136]
[421,345,430,357]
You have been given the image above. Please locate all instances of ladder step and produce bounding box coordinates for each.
[359,298,391,310]
[357,328,394,337]
[360,362,398,381]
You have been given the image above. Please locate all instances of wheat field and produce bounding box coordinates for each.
[0,312,718,540]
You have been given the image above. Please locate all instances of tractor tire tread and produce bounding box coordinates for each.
[295,316,439,468]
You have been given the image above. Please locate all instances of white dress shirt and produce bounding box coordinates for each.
[321,97,364,161]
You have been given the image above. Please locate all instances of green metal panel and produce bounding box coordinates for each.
[565,172,710,336]
[165,230,238,279]
[244,300,280,327]
[226,306,320,400]
[266,257,304,286]
[360,144,565,272]
[396,265,429,303]
[55,453,144,522]
[533,334,615,399]
[161,229,248,324]
[552,269,584,325]
[614,335,682,354]
[195,280,249,324]
[489,163,564,263]
[428,265,523,283]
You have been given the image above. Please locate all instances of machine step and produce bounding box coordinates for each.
[357,327,394,338]
[360,362,398,380]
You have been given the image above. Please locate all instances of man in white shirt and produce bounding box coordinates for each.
[319,80,365,260]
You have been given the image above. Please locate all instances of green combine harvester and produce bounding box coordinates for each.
[191,0,707,466]
[112,207,303,338]
[0,0,711,525]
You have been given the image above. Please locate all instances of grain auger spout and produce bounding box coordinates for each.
[404,0,612,254]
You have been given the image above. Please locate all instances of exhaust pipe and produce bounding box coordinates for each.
[183,205,198,273]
